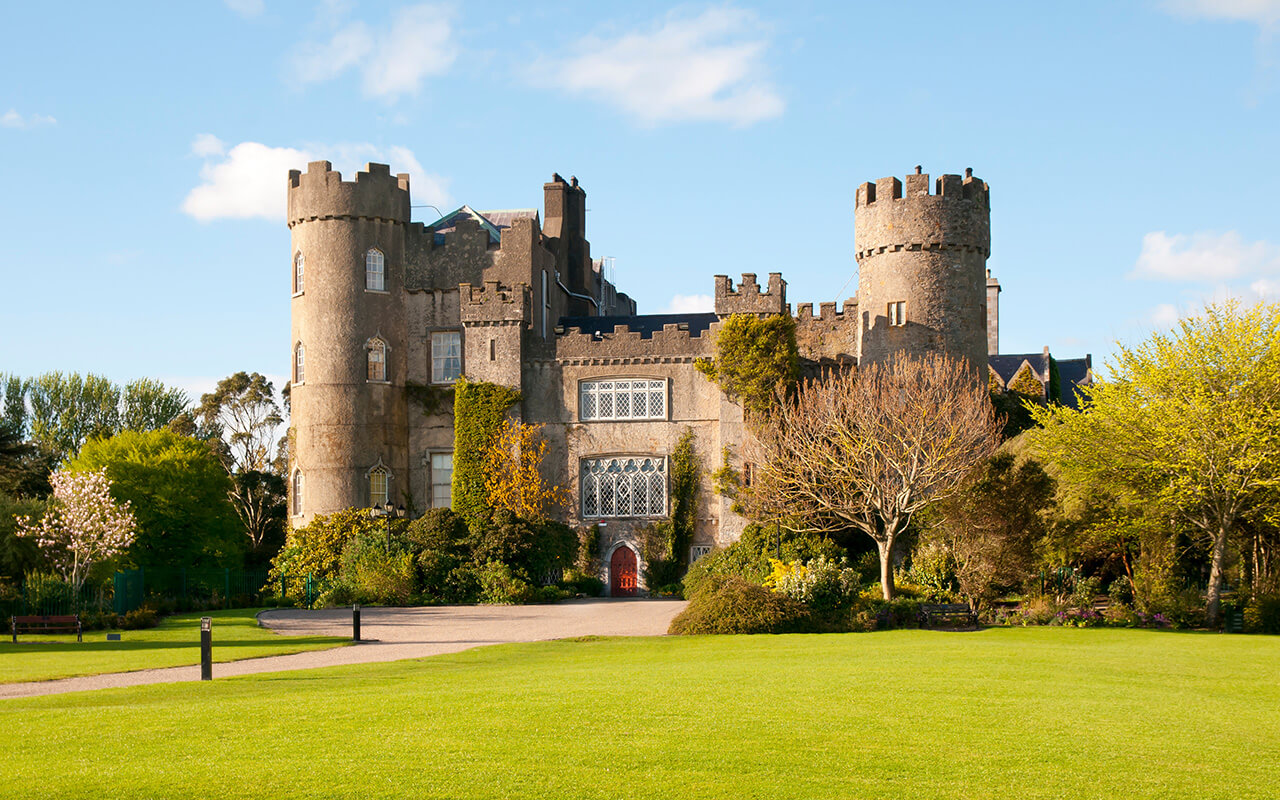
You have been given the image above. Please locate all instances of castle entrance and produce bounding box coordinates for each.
[610,546,637,597]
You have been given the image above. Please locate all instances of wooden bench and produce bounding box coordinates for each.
[921,603,978,630]
[11,615,82,643]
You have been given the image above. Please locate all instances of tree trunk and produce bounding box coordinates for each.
[878,537,896,600]
[1205,522,1229,627]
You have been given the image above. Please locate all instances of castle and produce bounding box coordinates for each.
[286,161,1090,595]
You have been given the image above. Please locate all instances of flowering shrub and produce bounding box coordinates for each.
[15,468,135,593]
[765,556,861,613]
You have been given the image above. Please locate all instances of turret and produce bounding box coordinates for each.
[854,166,991,370]
[287,161,411,523]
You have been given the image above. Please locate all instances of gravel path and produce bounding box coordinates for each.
[0,598,686,700]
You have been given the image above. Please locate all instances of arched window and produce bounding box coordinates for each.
[365,249,385,291]
[292,471,303,516]
[294,343,305,384]
[294,251,304,294]
[367,338,387,382]
[369,466,389,508]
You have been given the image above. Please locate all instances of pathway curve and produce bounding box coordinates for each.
[0,598,686,700]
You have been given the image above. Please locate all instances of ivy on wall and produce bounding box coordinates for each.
[452,377,520,532]
[405,380,455,416]
[695,313,800,419]
[669,427,702,567]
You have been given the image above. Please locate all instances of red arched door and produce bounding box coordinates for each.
[610,546,637,597]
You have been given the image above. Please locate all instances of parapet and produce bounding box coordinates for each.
[795,298,857,322]
[555,321,714,360]
[714,272,787,316]
[853,167,990,261]
[287,161,411,228]
[459,281,530,325]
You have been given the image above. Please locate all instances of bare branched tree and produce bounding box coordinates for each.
[750,353,1001,599]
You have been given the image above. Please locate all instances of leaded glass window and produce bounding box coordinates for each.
[579,379,666,421]
[366,249,385,291]
[367,338,386,382]
[580,456,666,518]
[369,467,388,508]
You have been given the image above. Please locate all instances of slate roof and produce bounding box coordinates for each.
[558,313,719,339]
[427,206,538,245]
[988,353,1045,386]
[1055,357,1093,409]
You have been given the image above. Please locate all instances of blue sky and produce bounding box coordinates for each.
[2,0,1278,399]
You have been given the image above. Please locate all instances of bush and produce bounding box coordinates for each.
[1245,594,1280,634]
[682,524,840,600]
[669,576,809,635]
[561,572,604,597]
[532,585,571,603]
[475,561,533,604]
[766,556,861,615]
[336,533,417,606]
[120,607,159,630]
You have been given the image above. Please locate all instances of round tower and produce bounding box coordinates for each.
[287,161,411,524]
[854,166,991,371]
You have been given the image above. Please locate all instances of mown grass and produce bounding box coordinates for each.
[2,628,1276,799]
[0,608,348,684]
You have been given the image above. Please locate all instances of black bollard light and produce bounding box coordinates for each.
[200,617,212,681]
[353,603,361,642]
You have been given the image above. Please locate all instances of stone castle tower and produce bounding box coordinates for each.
[854,166,991,370]
[287,163,413,514]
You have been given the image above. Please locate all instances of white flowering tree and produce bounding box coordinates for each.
[16,467,136,593]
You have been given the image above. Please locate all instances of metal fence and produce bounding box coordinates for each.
[14,577,112,616]
[112,567,274,614]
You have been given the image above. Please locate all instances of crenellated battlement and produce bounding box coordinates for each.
[554,321,715,360]
[459,281,530,324]
[287,161,411,228]
[714,272,787,317]
[855,166,989,209]
[795,298,858,322]
[854,166,991,262]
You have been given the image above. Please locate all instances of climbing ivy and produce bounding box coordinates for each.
[695,313,800,419]
[452,377,520,532]
[405,380,454,416]
[669,427,702,567]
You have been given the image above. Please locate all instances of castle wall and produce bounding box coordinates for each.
[794,299,859,365]
[854,169,991,371]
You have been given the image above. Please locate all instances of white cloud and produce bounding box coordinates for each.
[662,294,715,314]
[1133,230,1280,281]
[224,0,264,19]
[1149,303,1181,330]
[529,7,784,127]
[362,5,458,98]
[191,133,226,157]
[1163,0,1280,27]
[289,3,456,99]
[1,109,56,129]
[182,137,452,222]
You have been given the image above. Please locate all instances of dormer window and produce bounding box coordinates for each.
[366,249,385,291]
[367,338,387,382]
[294,251,305,294]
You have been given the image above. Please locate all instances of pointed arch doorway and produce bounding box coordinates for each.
[609,545,638,597]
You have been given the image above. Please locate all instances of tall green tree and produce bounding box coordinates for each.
[121,378,189,433]
[27,372,121,463]
[70,429,242,568]
[1031,301,1280,625]
[195,373,287,557]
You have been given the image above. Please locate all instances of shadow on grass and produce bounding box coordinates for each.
[1,638,345,655]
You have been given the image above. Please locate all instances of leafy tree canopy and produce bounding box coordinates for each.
[696,313,800,419]
[70,429,242,569]
[1031,300,1280,624]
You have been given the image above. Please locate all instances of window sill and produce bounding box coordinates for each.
[430,380,458,386]
[292,291,304,298]
[367,380,391,385]
[578,417,668,423]
[365,289,391,295]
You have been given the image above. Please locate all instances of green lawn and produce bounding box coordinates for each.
[1,627,1276,799]
[0,608,348,684]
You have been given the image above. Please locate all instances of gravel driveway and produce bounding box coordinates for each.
[0,598,686,699]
